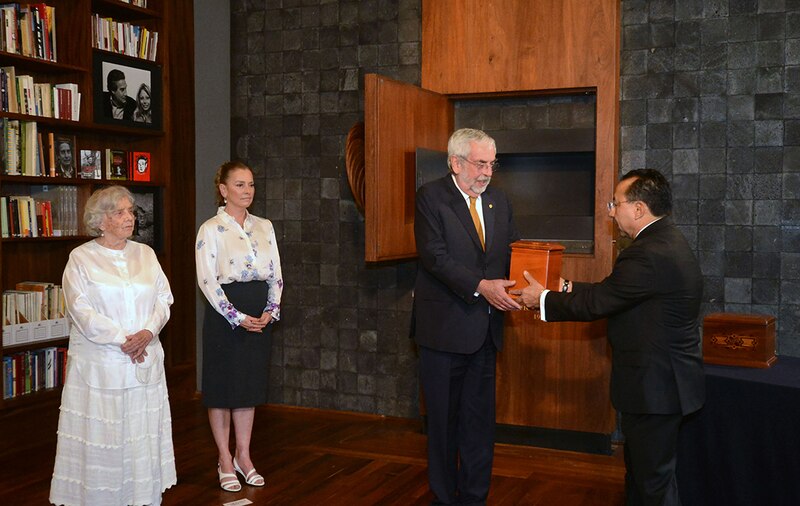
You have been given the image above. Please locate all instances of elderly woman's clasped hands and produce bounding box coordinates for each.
[121,329,154,363]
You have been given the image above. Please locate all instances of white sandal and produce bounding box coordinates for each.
[218,463,242,492]
[234,457,265,487]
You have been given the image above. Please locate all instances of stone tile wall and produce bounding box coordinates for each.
[230,0,800,418]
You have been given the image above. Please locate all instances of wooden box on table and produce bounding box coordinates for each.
[702,313,777,368]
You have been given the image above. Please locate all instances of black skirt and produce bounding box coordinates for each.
[202,281,272,408]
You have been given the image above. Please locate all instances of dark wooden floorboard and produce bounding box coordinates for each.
[0,367,624,505]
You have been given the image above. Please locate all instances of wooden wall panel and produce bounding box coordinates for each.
[364,74,454,262]
[422,0,618,94]
[161,0,197,366]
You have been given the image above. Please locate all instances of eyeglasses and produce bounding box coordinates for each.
[606,200,633,211]
[458,156,499,172]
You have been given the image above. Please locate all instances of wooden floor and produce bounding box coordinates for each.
[0,367,625,505]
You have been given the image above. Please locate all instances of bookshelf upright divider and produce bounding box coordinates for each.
[0,0,194,409]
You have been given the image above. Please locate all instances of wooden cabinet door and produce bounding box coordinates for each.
[364,74,453,262]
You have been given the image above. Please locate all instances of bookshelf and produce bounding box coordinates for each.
[0,0,196,410]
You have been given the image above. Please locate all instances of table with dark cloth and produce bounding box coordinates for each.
[676,356,800,506]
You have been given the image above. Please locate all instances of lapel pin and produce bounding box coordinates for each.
[489,204,493,209]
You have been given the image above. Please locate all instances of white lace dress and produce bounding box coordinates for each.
[49,240,176,506]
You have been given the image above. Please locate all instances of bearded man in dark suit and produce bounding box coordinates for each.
[413,128,520,505]
[513,168,704,506]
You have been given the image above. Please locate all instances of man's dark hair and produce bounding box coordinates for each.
[106,69,126,91]
[621,168,672,217]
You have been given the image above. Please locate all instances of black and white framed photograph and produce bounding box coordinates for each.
[93,52,162,130]
[52,134,77,178]
[79,149,102,179]
[129,186,162,253]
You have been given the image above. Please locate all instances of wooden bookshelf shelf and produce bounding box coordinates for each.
[91,0,161,20]
[0,0,196,409]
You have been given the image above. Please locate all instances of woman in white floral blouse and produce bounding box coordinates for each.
[195,161,283,492]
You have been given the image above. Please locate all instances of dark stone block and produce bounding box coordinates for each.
[676,0,703,20]
[728,69,756,95]
[701,96,727,121]
[623,0,648,25]
[728,42,757,69]
[790,12,800,37]
[649,47,675,73]
[725,226,753,252]
[758,13,786,40]
[785,173,800,198]
[699,199,726,224]
[755,119,784,146]
[789,39,800,66]
[784,200,800,224]
[646,149,673,172]
[754,93,784,119]
[674,123,699,148]
[755,200,782,225]
[673,200,699,224]
[782,252,800,279]
[727,121,755,147]
[701,44,727,70]
[622,100,647,125]
[725,252,754,278]
[786,120,800,145]
[727,174,754,199]
[623,50,648,75]
[698,225,725,250]
[729,15,757,42]
[673,97,700,122]
[673,148,699,173]
[784,146,800,171]
[676,20,701,46]
[724,277,752,303]
[700,122,728,147]
[787,67,800,93]
[698,147,726,173]
[648,98,673,123]
[785,227,800,252]
[728,95,755,120]
[700,251,725,277]
[753,226,782,252]
[752,278,779,304]
[725,200,753,226]
[623,24,651,50]
[675,71,700,95]
[757,40,784,66]
[647,123,673,148]
[757,67,784,94]
[701,18,729,45]
[753,251,781,278]
[753,173,782,199]
[651,22,676,47]
[699,174,726,198]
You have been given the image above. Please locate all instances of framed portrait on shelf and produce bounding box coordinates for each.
[92,52,162,130]
[79,149,102,179]
[52,134,77,178]
[129,186,163,253]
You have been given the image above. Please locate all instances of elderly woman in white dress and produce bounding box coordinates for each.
[49,186,176,506]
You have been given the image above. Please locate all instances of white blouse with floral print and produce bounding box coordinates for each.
[195,207,283,328]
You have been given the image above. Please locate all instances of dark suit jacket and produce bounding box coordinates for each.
[413,175,518,354]
[544,218,704,416]
[102,92,136,121]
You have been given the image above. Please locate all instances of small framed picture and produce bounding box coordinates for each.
[130,151,151,182]
[52,134,77,178]
[79,149,102,179]
[104,148,128,180]
[129,186,162,253]
[93,52,162,130]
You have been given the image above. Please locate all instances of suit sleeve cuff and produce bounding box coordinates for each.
[539,289,550,322]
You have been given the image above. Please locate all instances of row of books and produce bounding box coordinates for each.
[3,282,65,325]
[0,3,57,62]
[0,66,80,119]
[0,186,79,238]
[119,0,148,7]
[91,14,158,61]
[3,347,67,399]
